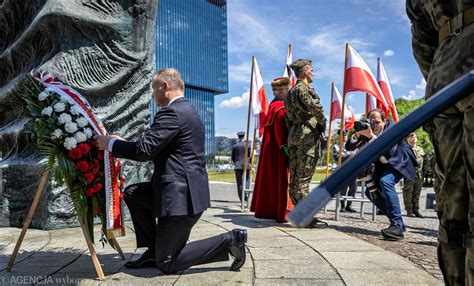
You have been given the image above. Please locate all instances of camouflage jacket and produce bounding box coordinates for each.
[407,0,474,107]
[284,79,326,147]
[410,145,425,176]
[285,79,326,129]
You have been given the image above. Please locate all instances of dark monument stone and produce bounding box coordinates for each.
[0,0,158,228]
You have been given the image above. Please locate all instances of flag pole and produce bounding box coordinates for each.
[247,120,258,207]
[366,93,370,116]
[242,56,255,211]
[338,43,349,166]
[325,82,334,177]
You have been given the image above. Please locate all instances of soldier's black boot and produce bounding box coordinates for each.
[345,202,357,213]
[413,210,424,218]
[340,201,346,212]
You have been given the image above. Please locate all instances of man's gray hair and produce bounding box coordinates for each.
[155,68,185,91]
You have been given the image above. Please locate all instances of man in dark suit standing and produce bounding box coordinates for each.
[94,68,247,274]
[231,132,250,203]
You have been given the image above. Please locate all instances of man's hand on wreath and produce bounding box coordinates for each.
[93,135,111,150]
[111,135,126,141]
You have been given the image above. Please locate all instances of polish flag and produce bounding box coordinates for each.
[330,85,353,122]
[345,106,356,130]
[344,45,388,110]
[283,44,297,87]
[251,57,269,136]
[377,58,399,122]
[365,93,377,115]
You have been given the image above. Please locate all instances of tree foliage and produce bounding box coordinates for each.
[394,98,433,153]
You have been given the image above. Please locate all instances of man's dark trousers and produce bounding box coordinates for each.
[234,169,250,202]
[124,182,232,274]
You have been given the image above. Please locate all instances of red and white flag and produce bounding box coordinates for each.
[345,106,356,130]
[344,45,388,111]
[283,44,297,87]
[330,85,352,121]
[365,93,377,115]
[330,86,355,130]
[251,57,269,136]
[377,58,399,122]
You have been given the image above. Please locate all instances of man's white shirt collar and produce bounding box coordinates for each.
[168,95,184,106]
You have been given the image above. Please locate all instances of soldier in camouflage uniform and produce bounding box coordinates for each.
[407,1,474,284]
[284,59,328,228]
[402,133,425,218]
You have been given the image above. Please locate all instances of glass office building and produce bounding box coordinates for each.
[153,0,228,159]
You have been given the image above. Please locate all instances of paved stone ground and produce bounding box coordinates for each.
[0,182,442,285]
[317,184,442,281]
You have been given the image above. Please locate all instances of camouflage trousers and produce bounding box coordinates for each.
[427,107,474,285]
[402,176,423,213]
[288,144,318,205]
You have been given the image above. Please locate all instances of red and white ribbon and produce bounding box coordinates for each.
[32,70,124,238]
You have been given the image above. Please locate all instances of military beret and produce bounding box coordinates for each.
[290,59,312,76]
[271,77,290,90]
[237,131,245,137]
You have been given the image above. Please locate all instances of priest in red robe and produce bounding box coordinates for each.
[250,77,294,223]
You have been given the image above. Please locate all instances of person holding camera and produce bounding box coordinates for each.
[284,59,328,228]
[346,109,417,240]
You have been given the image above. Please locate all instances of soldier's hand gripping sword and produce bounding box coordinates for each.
[287,70,474,228]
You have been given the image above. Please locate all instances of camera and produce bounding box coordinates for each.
[353,119,377,142]
[354,120,370,132]
[354,119,377,132]
[358,164,382,200]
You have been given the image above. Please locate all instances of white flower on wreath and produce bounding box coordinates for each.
[57,113,72,125]
[38,91,49,101]
[64,122,78,133]
[41,106,53,117]
[70,104,82,116]
[74,131,87,143]
[53,102,66,112]
[52,129,63,139]
[83,128,93,139]
[76,117,89,128]
[60,97,68,103]
[63,137,78,150]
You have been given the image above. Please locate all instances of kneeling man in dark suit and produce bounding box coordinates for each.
[94,68,247,274]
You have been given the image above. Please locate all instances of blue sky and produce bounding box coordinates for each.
[215,0,426,138]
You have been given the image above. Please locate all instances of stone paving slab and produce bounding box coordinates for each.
[320,251,420,270]
[337,269,439,286]
[0,182,443,285]
[254,278,345,286]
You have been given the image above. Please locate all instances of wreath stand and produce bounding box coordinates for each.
[6,171,125,281]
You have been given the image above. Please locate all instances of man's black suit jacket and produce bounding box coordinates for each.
[112,97,210,217]
[231,141,250,170]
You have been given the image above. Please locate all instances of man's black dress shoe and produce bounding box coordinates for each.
[125,249,156,269]
[229,229,247,271]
